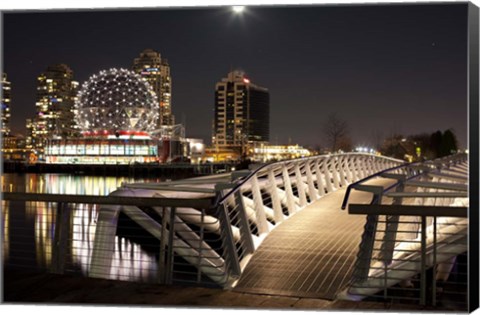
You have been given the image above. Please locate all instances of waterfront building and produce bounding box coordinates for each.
[45,68,159,164]
[212,70,270,159]
[31,64,79,152]
[132,49,174,128]
[1,73,11,137]
[251,143,312,162]
[186,138,205,164]
[1,135,30,161]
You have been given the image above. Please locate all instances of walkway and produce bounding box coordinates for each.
[233,178,395,300]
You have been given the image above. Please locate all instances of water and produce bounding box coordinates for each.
[1,173,174,283]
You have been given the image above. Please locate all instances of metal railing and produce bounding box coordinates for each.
[2,153,404,289]
[338,153,469,309]
[212,153,404,285]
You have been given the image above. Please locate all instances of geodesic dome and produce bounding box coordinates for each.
[75,68,159,133]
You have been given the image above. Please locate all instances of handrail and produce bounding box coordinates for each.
[340,153,468,210]
[340,163,410,210]
[348,204,468,217]
[2,191,214,208]
[216,152,403,207]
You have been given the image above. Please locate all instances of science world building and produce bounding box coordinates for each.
[45,68,161,164]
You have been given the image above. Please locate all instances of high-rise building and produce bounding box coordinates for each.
[212,70,270,155]
[31,64,79,150]
[132,49,174,129]
[1,73,11,137]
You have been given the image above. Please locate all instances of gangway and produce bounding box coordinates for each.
[339,154,468,306]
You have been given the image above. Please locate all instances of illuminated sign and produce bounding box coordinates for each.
[141,68,159,75]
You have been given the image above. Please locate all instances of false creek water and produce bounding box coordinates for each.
[1,173,180,283]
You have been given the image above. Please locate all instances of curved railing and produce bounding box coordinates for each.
[213,153,405,286]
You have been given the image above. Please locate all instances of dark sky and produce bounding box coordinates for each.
[2,3,469,148]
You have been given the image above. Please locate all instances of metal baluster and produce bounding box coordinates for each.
[315,159,326,197]
[305,161,319,201]
[294,163,307,207]
[420,215,427,306]
[282,164,297,214]
[251,174,269,234]
[234,190,255,254]
[268,169,284,223]
[322,158,334,193]
[51,202,70,274]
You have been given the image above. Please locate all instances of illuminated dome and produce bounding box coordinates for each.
[75,68,159,133]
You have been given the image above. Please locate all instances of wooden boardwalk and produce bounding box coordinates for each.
[233,179,394,300]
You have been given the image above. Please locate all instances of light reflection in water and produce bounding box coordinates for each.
[2,200,9,262]
[2,173,164,283]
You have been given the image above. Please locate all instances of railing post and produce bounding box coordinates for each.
[268,169,284,223]
[322,158,334,193]
[294,163,307,207]
[331,158,340,189]
[90,206,121,279]
[282,164,297,214]
[350,157,359,181]
[338,156,347,187]
[215,185,242,277]
[315,159,326,197]
[305,161,319,201]
[352,213,379,282]
[197,208,205,283]
[159,206,168,284]
[420,215,427,306]
[165,206,176,285]
[379,175,406,265]
[251,174,269,235]
[366,156,374,176]
[355,157,364,181]
[51,202,70,274]
[349,186,384,283]
[345,156,354,183]
[432,216,437,307]
[234,190,256,254]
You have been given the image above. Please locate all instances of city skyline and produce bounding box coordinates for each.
[3,3,469,148]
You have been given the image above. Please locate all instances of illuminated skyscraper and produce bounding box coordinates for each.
[132,49,174,129]
[1,73,11,137]
[212,70,270,154]
[31,64,79,150]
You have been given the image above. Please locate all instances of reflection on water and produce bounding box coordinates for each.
[2,173,166,283]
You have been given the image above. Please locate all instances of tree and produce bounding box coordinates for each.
[430,130,443,158]
[440,129,458,157]
[323,113,351,152]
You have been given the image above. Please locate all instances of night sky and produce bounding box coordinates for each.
[2,3,469,148]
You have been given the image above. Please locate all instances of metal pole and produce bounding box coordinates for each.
[234,191,255,254]
[251,174,269,234]
[197,208,205,283]
[158,206,168,284]
[51,202,70,274]
[420,215,427,306]
[294,163,307,206]
[166,206,176,284]
[432,216,437,306]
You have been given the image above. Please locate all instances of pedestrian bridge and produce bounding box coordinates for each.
[3,152,468,307]
[91,152,468,306]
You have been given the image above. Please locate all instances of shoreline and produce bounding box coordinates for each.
[2,161,237,177]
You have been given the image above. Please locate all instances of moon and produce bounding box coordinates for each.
[232,6,245,14]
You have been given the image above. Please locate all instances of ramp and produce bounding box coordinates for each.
[233,179,394,299]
